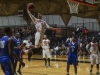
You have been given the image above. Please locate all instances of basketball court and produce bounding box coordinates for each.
[0,54,99,75]
[0,0,100,75]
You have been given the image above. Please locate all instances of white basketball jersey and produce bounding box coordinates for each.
[35,19,50,33]
[42,39,50,50]
[90,42,98,54]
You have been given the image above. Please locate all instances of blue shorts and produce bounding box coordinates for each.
[0,57,14,75]
[14,50,22,60]
[67,53,78,66]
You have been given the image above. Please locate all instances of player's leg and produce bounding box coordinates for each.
[43,50,47,66]
[72,54,77,75]
[35,32,41,48]
[14,52,20,74]
[14,60,18,74]
[96,54,99,75]
[1,58,14,75]
[38,33,44,47]
[17,53,23,75]
[46,49,51,67]
[66,54,72,75]
[66,64,70,75]
[28,51,33,61]
[89,54,94,74]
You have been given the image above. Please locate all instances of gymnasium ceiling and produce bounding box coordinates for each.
[0,0,100,26]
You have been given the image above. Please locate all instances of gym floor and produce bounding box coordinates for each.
[0,55,98,75]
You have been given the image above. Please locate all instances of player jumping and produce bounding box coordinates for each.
[27,3,60,48]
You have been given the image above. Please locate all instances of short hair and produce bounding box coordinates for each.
[72,35,77,39]
[4,27,11,33]
[35,13,39,18]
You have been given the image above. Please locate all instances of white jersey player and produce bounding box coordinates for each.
[27,3,60,48]
[88,37,99,75]
[42,35,51,67]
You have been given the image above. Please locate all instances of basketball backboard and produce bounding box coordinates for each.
[84,0,97,4]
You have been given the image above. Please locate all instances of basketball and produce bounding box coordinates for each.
[27,3,34,10]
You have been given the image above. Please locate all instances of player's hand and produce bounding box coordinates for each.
[20,61,25,67]
[54,28,61,32]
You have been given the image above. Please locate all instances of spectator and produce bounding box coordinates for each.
[66,36,72,43]
[82,27,88,35]
[60,44,66,58]
[80,26,84,34]
[75,26,80,35]
[51,44,59,58]
[23,39,33,61]
[83,36,89,43]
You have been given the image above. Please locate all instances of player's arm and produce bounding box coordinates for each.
[48,39,50,43]
[41,40,44,50]
[19,43,26,49]
[44,21,60,32]
[8,38,25,67]
[77,43,81,56]
[27,10,36,24]
[88,43,91,54]
[96,43,99,51]
[66,46,70,55]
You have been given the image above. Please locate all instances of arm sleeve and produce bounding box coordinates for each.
[28,11,36,24]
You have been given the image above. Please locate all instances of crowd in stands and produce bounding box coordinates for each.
[0,26,100,59]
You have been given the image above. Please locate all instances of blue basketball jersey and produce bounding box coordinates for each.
[0,36,12,58]
[14,38,22,53]
[69,41,78,54]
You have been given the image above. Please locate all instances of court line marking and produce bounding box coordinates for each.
[86,67,89,72]
[78,67,82,72]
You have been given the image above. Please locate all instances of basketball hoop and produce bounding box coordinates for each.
[67,0,79,14]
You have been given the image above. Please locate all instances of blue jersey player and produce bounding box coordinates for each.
[13,33,23,75]
[0,27,25,75]
[66,36,81,75]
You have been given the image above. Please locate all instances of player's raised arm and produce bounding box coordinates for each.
[96,42,99,52]
[27,3,36,24]
[44,21,60,32]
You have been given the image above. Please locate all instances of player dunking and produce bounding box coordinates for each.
[66,36,81,75]
[42,35,51,67]
[88,37,99,75]
[27,3,60,48]
[0,27,25,75]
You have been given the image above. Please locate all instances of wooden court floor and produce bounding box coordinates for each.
[0,55,99,75]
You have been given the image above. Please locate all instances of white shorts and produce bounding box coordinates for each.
[35,32,44,47]
[42,49,51,58]
[90,54,99,65]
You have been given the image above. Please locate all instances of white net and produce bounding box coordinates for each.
[67,0,79,14]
